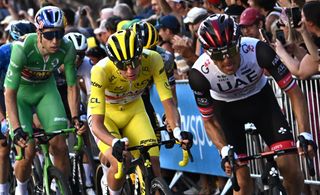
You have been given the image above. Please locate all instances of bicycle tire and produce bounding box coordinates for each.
[150,177,172,195]
[94,164,104,195]
[46,166,72,195]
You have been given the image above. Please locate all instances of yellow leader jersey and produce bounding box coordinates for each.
[88,49,172,115]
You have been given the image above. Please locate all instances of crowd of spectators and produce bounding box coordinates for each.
[1,0,319,194]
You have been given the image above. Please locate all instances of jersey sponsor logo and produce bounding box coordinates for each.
[272,55,280,66]
[109,75,116,82]
[90,98,101,103]
[54,117,68,122]
[164,81,170,90]
[241,43,255,53]
[133,79,149,88]
[140,138,157,145]
[10,61,19,68]
[216,68,259,92]
[196,97,209,106]
[201,59,211,74]
[91,81,102,88]
[193,91,203,95]
[21,69,52,81]
[159,67,165,75]
[51,58,60,68]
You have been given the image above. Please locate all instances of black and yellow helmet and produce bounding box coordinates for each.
[106,29,143,70]
[130,21,159,49]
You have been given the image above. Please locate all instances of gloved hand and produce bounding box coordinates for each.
[180,131,193,150]
[72,116,86,135]
[13,127,28,148]
[220,145,238,173]
[297,132,317,156]
[112,137,128,162]
[173,127,193,150]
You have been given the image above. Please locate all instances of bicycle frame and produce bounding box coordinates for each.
[15,128,75,195]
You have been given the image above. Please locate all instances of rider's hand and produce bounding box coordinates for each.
[220,145,238,176]
[112,138,128,162]
[180,131,193,150]
[173,127,193,150]
[13,127,28,148]
[72,116,86,135]
[297,132,317,158]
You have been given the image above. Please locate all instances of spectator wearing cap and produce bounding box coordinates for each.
[156,15,181,54]
[172,7,208,79]
[98,7,113,22]
[239,7,264,39]
[94,19,109,50]
[159,0,191,37]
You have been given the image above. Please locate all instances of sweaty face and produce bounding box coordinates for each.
[39,28,64,54]
[240,24,260,39]
[211,49,241,75]
[119,65,141,81]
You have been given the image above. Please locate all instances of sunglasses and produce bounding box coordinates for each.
[41,30,65,40]
[208,44,238,61]
[115,57,140,71]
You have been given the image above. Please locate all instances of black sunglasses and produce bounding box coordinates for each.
[209,44,238,61]
[115,57,140,71]
[41,30,65,40]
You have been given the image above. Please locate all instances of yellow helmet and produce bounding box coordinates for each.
[131,21,159,49]
[106,29,143,70]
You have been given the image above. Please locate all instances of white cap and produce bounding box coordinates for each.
[1,15,14,25]
[99,8,113,21]
[183,7,208,24]
[94,19,107,34]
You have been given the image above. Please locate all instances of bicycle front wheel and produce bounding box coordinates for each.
[46,166,72,195]
[150,177,172,195]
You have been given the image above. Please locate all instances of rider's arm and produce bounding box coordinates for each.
[88,62,114,145]
[63,41,79,119]
[91,114,114,146]
[256,41,311,134]
[151,51,179,129]
[188,68,228,151]
[4,43,25,129]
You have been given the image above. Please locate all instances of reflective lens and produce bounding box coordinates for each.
[115,57,140,71]
[209,45,238,61]
[42,30,65,40]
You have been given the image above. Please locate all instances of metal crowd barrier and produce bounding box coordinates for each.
[246,76,320,186]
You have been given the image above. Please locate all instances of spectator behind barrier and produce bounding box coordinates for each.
[239,7,265,40]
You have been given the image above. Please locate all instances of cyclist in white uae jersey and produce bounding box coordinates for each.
[188,14,317,195]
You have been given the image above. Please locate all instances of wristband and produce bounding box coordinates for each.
[299,132,313,141]
[220,145,238,159]
[112,138,120,147]
[173,127,182,140]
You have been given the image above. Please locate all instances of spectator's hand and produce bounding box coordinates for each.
[82,5,93,17]
[2,0,12,8]
[296,20,307,34]
[172,35,194,59]
[274,39,287,56]
[112,137,129,162]
[13,127,28,148]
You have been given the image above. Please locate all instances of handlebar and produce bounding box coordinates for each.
[114,138,192,179]
[15,128,76,161]
[228,147,240,192]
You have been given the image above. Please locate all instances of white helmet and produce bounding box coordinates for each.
[34,6,65,29]
[64,32,88,51]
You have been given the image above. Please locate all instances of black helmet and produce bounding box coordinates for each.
[9,20,37,41]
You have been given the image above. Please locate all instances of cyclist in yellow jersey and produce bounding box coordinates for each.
[88,29,193,195]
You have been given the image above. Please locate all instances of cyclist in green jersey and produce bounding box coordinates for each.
[4,6,83,195]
